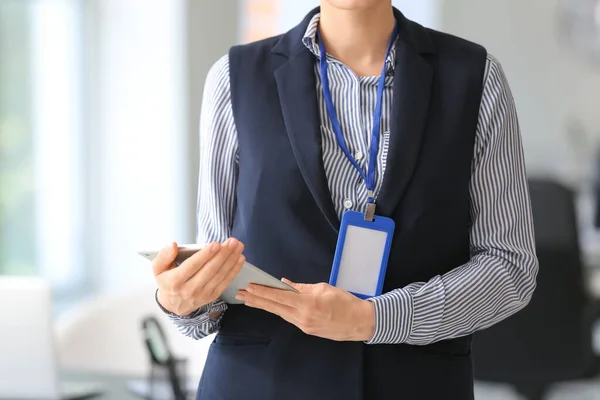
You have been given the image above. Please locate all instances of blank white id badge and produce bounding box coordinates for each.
[329,210,395,299]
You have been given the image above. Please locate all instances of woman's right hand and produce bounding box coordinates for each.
[153,238,245,316]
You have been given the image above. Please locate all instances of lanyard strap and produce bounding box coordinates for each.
[317,23,398,209]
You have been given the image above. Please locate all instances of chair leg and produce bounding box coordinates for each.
[516,384,547,400]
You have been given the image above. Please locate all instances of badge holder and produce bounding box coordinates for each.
[329,196,395,299]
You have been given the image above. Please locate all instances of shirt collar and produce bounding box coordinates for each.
[301,13,397,73]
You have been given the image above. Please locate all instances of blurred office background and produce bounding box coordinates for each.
[1,0,600,399]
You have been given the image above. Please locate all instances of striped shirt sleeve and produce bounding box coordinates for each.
[162,54,238,340]
[366,55,539,345]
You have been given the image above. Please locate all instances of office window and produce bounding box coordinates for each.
[0,0,87,300]
[0,2,36,277]
[0,1,36,274]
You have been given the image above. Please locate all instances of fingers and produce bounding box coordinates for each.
[152,242,178,277]
[245,283,300,308]
[213,254,245,296]
[185,238,244,292]
[238,290,298,322]
[170,242,221,282]
[200,244,246,296]
[281,278,307,292]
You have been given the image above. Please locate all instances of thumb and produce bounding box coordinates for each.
[281,277,306,292]
[152,242,179,277]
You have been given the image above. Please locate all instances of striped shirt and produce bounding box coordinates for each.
[165,14,538,345]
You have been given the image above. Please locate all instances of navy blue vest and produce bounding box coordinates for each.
[197,8,487,400]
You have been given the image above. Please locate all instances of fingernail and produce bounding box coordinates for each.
[246,284,255,293]
[234,244,243,254]
[235,292,245,301]
[228,239,237,249]
[210,243,220,252]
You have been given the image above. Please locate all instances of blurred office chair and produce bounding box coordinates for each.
[472,178,600,400]
[54,287,213,379]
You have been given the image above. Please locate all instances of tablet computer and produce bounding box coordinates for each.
[138,244,297,304]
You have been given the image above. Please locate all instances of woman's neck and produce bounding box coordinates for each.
[318,2,396,76]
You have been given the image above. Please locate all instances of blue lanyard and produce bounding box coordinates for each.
[317,24,398,206]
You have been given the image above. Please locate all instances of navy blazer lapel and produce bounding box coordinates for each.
[272,8,340,233]
[269,7,434,227]
[377,10,435,217]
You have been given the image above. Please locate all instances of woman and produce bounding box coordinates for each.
[152,1,538,399]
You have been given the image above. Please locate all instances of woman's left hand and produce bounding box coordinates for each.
[236,278,375,342]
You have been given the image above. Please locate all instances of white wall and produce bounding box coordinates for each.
[90,0,187,293]
[439,0,600,180]
[31,0,86,291]
[278,0,318,32]
[392,0,439,28]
